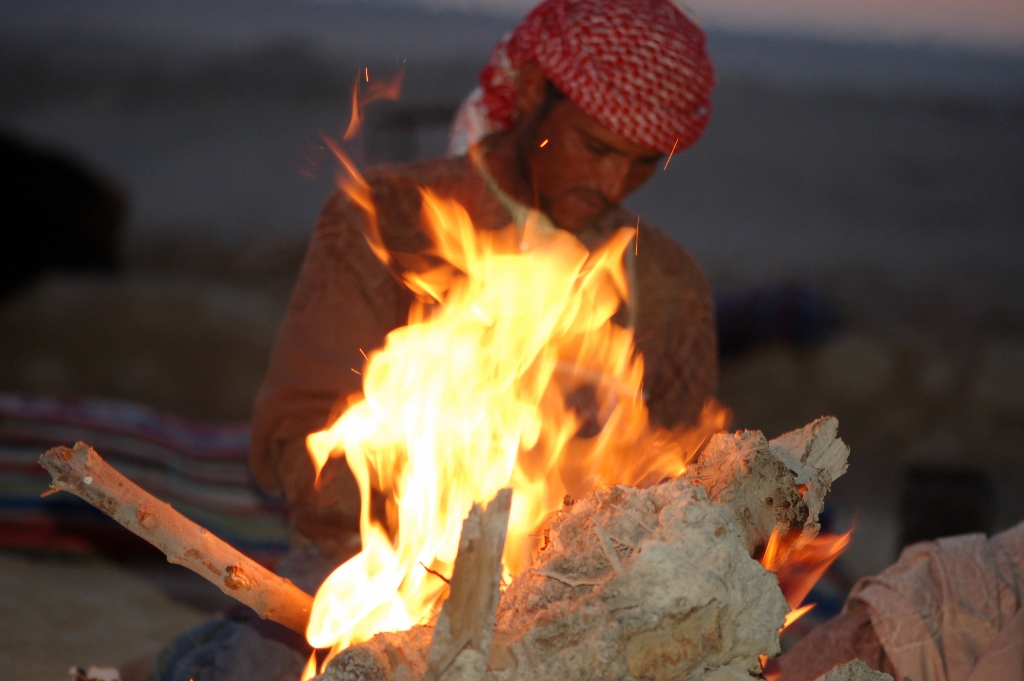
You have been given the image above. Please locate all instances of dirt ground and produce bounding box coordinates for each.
[0,550,227,679]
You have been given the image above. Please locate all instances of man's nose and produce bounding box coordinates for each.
[596,156,632,205]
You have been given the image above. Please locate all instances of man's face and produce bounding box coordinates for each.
[524,98,663,233]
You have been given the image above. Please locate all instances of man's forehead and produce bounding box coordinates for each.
[559,99,663,159]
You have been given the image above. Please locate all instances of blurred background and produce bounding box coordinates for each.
[1,0,1022,676]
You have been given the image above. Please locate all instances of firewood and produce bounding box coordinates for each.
[315,418,850,681]
[423,488,512,681]
[690,416,848,563]
[322,490,514,681]
[38,442,313,635]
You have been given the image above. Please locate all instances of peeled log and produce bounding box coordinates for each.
[317,417,849,681]
[487,479,786,681]
[691,416,848,562]
[424,488,512,681]
[323,490,513,681]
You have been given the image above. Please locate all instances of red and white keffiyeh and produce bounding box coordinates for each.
[449,0,715,156]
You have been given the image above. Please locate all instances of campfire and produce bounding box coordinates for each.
[302,147,728,656]
[39,147,873,681]
[317,417,851,681]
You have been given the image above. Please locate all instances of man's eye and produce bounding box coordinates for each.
[585,142,610,155]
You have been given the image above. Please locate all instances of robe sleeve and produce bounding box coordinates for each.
[633,224,718,429]
[249,189,413,553]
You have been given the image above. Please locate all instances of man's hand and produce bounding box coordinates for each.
[277,438,362,559]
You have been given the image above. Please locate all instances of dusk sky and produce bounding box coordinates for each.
[404,0,1024,51]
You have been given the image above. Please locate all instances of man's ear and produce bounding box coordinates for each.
[514,61,548,120]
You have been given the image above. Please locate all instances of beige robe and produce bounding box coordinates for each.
[249,154,717,553]
[779,521,1024,681]
[850,522,1024,681]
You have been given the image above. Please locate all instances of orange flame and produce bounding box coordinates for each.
[776,530,852,615]
[761,528,852,632]
[299,652,318,681]
[305,144,728,658]
[344,66,406,140]
[759,525,786,573]
[758,528,851,677]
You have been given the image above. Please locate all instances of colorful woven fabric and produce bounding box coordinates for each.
[0,393,290,562]
[449,0,715,155]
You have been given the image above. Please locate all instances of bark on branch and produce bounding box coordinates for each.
[38,441,314,635]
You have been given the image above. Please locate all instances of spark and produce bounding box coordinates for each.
[351,368,362,376]
[359,348,368,360]
[419,562,451,585]
[539,138,549,148]
[365,67,369,82]
[663,138,679,170]
[635,215,640,255]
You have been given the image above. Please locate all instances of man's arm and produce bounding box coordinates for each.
[632,224,718,429]
[250,189,413,555]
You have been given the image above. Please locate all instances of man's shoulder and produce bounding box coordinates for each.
[321,155,474,207]
[606,209,709,299]
[639,222,707,282]
[363,155,478,196]
[316,156,480,252]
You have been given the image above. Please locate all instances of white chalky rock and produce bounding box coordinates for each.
[317,418,851,681]
[321,480,788,681]
[487,480,788,681]
[814,660,894,681]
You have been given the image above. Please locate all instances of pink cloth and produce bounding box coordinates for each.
[449,0,715,155]
[849,522,1024,681]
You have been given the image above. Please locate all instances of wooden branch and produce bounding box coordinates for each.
[39,441,313,635]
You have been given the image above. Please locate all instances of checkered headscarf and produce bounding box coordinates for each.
[449,0,715,156]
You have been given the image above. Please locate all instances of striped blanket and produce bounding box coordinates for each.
[0,393,290,563]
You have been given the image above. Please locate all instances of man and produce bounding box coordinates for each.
[155,1,717,678]
[253,0,717,561]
